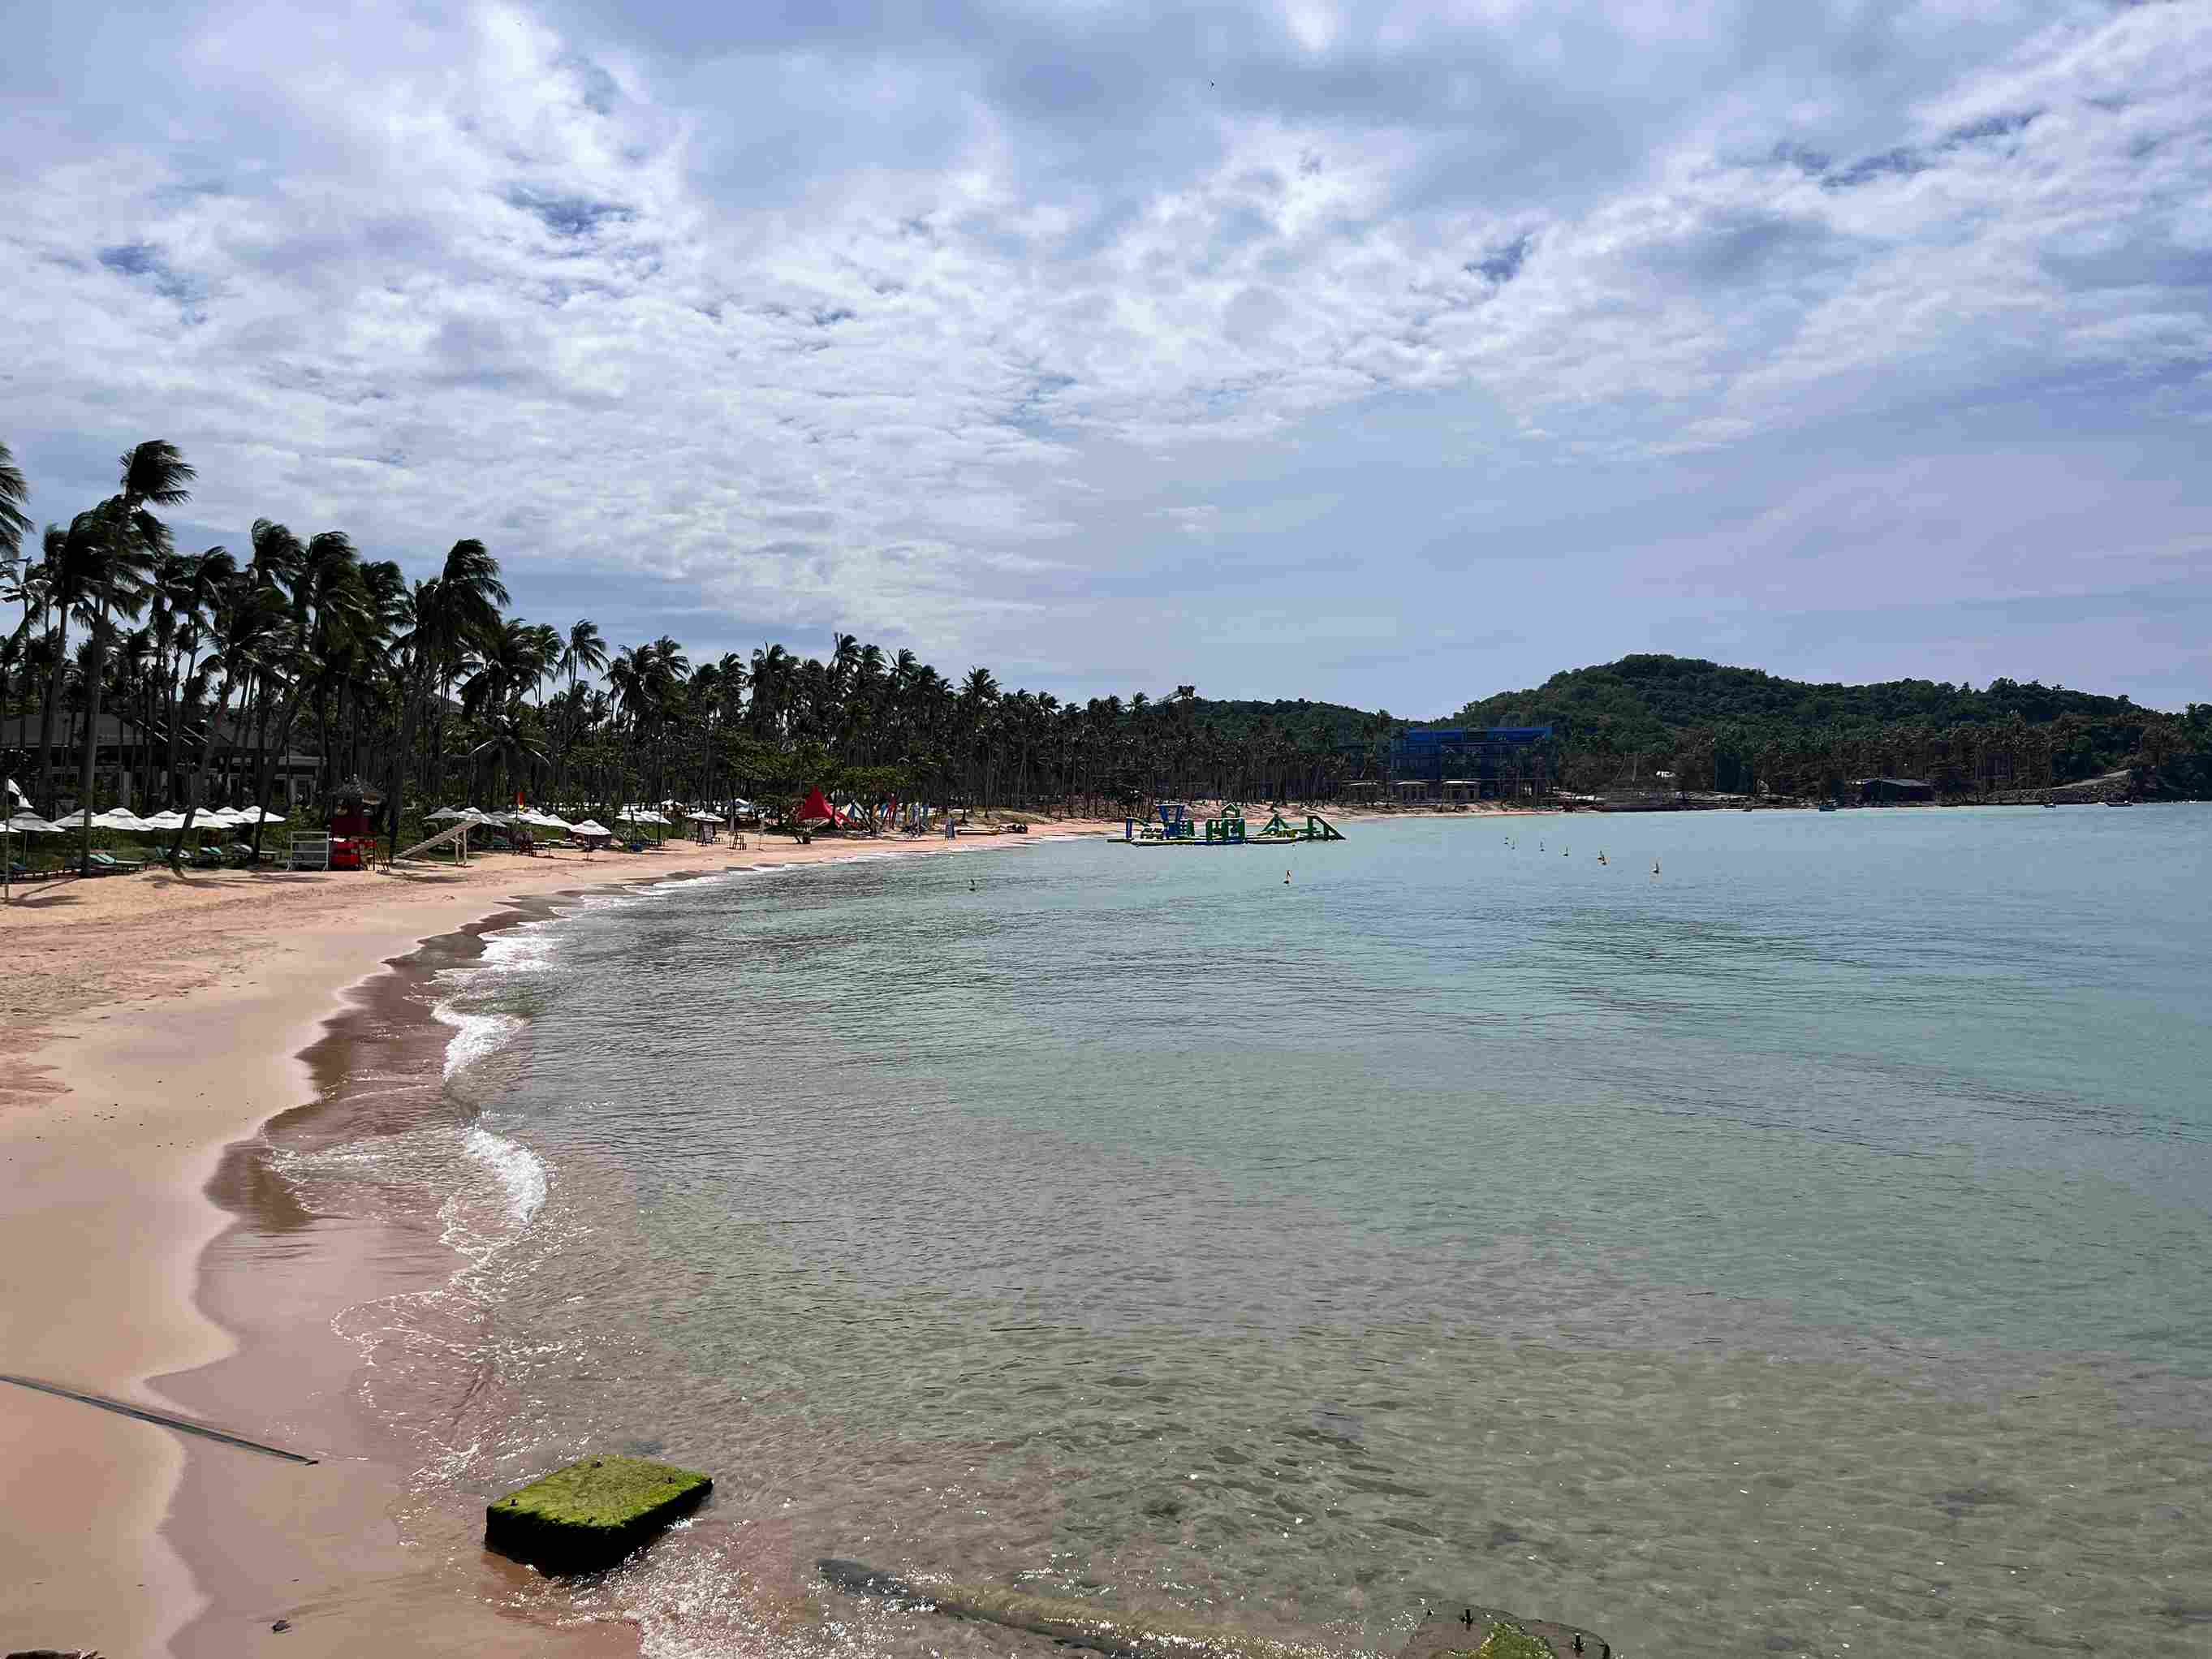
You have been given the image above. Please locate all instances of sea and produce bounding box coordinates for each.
[259,807,2212,1658]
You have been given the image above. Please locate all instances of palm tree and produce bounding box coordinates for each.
[388,539,507,825]
[0,440,30,590]
[175,570,288,866]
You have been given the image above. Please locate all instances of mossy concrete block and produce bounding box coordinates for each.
[485,1454,711,1574]
[1403,1605,1614,1659]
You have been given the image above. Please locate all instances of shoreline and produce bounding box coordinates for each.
[0,822,1118,1657]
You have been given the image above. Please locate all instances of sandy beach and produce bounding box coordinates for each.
[0,821,1118,1658]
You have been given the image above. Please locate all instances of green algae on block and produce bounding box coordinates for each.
[485,1454,711,1574]
[1474,1627,1557,1659]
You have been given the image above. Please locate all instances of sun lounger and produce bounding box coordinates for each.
[84,850,146,874]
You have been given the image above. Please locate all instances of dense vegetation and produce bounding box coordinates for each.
[0,439,1355,871]
[1439,654,2211,798]
[6,438,2203,879]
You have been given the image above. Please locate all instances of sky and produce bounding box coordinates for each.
[5,0,2209,716]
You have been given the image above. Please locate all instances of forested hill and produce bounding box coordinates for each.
[1442,655,2163,752]
[1434,654,2210,796]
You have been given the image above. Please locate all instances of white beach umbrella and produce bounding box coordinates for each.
[6,812,64,834]
[426,805,473,821]
[685,809,725,822]
[140,808,190,830]
[232,805,287,825]
[527,809,572,830]
[91,808,152,830]
[568,818,613,838]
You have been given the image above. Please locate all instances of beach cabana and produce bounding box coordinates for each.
[568,817,613,858]
[3,810,65,897]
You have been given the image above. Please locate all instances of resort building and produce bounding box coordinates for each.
[0,711,322,811]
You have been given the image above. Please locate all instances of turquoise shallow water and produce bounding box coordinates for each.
[289,807,2212,1657]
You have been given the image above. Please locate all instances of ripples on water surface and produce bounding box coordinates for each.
[308,811,2212,1657]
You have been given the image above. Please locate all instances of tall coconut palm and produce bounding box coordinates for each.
[388,539,507,825]
[0,440,29,597]
[66,444,192,860]
[175,571,287,867]
[152,545,235,804]
[550,618,606,795]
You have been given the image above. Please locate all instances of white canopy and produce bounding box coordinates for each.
[91,808,153,830]
[140,808,191,830]
[5,812,64,834]
[525,809,572,830]
[619,807,669,825]
[426,805,475,821]
[685,809,725,822]
[232,806,287,825]
[568,818,613,837]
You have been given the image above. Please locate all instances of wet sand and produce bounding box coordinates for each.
[0,822,1116,1657]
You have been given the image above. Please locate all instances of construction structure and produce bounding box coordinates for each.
[1343,726,1557,803]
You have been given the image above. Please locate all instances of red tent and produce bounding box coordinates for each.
[796,787,843,827]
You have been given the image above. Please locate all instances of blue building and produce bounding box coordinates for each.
[1373,726,1556,800]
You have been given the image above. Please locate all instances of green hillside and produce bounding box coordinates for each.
[1434,655,2208,797]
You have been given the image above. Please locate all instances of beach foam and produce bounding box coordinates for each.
[463,1124,549,1231]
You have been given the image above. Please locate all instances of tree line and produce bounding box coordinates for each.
[1446,653,2212,799]
[0,439,1361,871]
[8,441,2205,879]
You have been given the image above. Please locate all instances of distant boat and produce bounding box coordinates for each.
[1819,801,1839,812]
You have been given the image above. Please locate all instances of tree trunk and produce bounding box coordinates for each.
[36,615,67,816]
[248,680,311,861]
[75,601,112,872]
[175,674,239,872]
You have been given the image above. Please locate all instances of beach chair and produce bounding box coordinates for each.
[84,849,146,874]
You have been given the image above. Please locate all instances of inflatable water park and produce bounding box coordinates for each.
[1119,802,1346,846]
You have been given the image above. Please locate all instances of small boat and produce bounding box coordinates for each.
[1818,801,1838,812]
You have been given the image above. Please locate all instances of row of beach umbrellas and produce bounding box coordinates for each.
[427,805,617,838]
[5,804,287,835]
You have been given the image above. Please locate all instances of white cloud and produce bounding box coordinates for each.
[2,0,2207,700]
